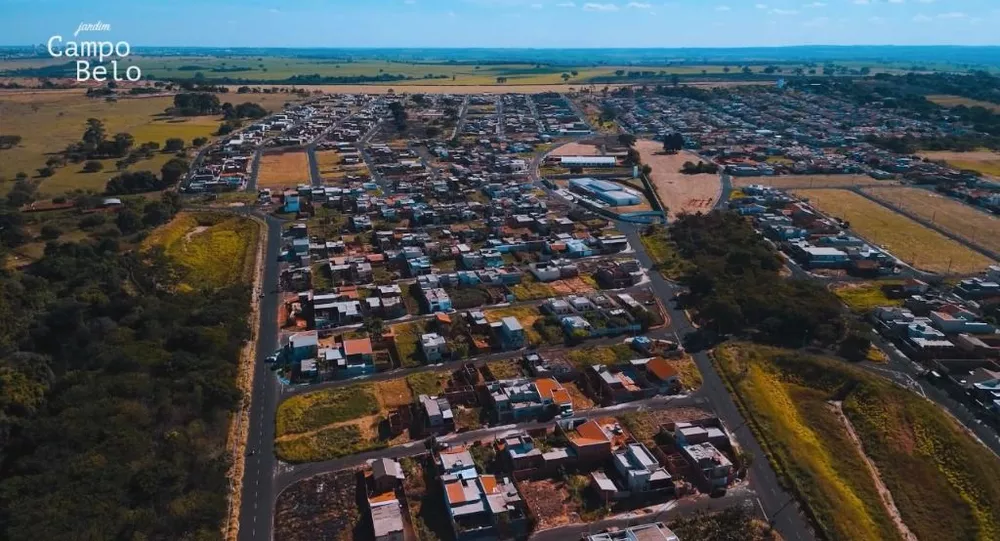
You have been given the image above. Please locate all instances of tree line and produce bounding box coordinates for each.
[0,194,250,540]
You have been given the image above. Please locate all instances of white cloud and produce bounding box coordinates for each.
[448,10,457,17]
[268,8,281,13]
[887,0,905,4]
[583,2,619,11]
[627,2,652,8]
[556,1,575,6]
[916,0,935,3]
[755,3,767,8]
[530,2,543,8]
[803,16,829,26]
[912,13,932,22]
[938,11,966,19]
[868,15,883,23]
[772,8,799,15]
[853,0,869,4]
[715,5,731,11]
[803,2,826,7]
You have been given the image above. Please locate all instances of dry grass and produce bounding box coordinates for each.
[373,379,414,409]
[635,140,719,219]
[564,381,595,410]
[257,151,311,189]
[143,211,258,289]
[484,306,543,345]
[926,94,1000,113]
[549,142,602,157]
[918,150,1000,179]
[793,189,995,274]
[226,83,631,94]
[862,187,1000,256]
[733,174,895,190]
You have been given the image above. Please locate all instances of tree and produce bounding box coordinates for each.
[723,66,731,73]
[641,164,652,176]
[115,206,143,234]
[160,157,190,186]
[82,160,104,173]
[617,133,636,148]
[561,73,572,82]
[82,118,106,149]
[363,317,385,338]
[663,132,684,153]
[0,135,21,149]
[105,170,163,195]
[39,224,61,240]
[164,138,185,152]
[192,137,208,147]
[36,166,54,178]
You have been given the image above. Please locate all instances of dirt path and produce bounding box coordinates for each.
[829,401,918,541]
[222,213,267,541]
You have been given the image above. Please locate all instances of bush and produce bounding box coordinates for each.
[192,137,208,147]
[82,160,104,173]
[39,224,61,240]
[36,166,55,178]
[164,138,185,152]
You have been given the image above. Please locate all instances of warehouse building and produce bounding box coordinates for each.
[569,177,642,207]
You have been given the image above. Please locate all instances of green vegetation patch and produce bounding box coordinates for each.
[832,281,904,314]
[509,278,558,301]
[275,425,387,463]
[276,384,379,436]
[639,224,690,280]
[143,211,258,289]
[405,371,451,397]
[392,321,427,368]
[566,343,635,369]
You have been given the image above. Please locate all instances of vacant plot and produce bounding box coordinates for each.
[635,140,719,219]
[518,478,584,529]
[863,187,1000,257]
[486,359,525,380]
[276,384,380,437]
[832,281,904,314]
[274,469,361,541]
[549,141,602,157]
[640,224,691,280]
[733,174,894,190]
[549,276,596,296]
[406,371,452,397]
[918,149,1000,179]
[142,211,258,289]
[275,423,387,463]
[793,189,994,274]
[257,151,310,189]
[565,343,635,369]
[373,378,413,409]
[509,279,558,301]
[926,94,1000,113]
[717,342,1000,541]
[392,320,427,368]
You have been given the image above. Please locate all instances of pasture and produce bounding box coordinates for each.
[926,94,1000,113]
[793,189,994,274]
[0,88,297,195]
[142,211,258,290]
[918,149,1000,179]
[635,140,719,219]
[862,187,1000,257]
[257,151,311,189]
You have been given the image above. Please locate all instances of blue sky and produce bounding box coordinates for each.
[2,0,999,48]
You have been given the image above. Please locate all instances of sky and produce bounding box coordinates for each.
[2,0,999,48]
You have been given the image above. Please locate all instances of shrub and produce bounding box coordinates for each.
[82,160,104,173]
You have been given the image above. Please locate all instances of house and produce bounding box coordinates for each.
[368,491,405,541]
[284,194,301,213]
[500,433,544,471]
[421,333,448,362]
[438,447,529,539]
[681,442,733,488]
[419,394,455,432]
[638,357,680,393]
[612,443,674,494]
[423,288,453,313]
[542,298,573,315]
[486,378,573,422]
[584,522,680,541]
[340,337,375,376]
[371,457,406,494]
[559,418,613,463]
[500,316,527,350]
[287,331,319,362]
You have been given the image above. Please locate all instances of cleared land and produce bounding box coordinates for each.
[918,149,1000,179]
[257,151,311,189]
[142,211,258,290]
[716,342,1000,541]
[732,174,895,190]
[793,189,994,274]
[635,140,719,219]
[549,142,602,157]
[0,88,294,195]
[274,469,361,541]
[862,187,1000,256]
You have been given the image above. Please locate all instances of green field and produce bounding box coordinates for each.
[276,384,380,437]
[832,281,904,314]
[275,424,387,464]
[142,211,258,290]
[716,342,1000,541]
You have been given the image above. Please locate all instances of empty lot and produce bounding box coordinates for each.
[863,187,1000,257]
[635,140,719,219]
[793,189,995,274]
[918,150,1000,179]
[257,151,311,189]
[733,174,895,190]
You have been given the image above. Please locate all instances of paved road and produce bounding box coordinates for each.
[237,214,283,541]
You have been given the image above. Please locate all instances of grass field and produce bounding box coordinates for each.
[639,224,691,280]
[918,150,1000,179]
[257,151,311,189]
[862,187,1000,257]
[732,174,894,190]
[566,343,635,369]
[0,89,296,195]
[314,150,342,181]
[509,278,558,301]
[391,320,427,368]
[717,342,1000,541]
[926,94,1000,113]
[142,211,258,289]
[793,189,994,274]
[832,281,904,314]
[406,371,452,397]
[276,384,380,437]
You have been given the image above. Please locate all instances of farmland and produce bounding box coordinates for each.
[142,211,259,289]
[635,140,719,219]
[862,187,1000,256]
[792,188,995,274]
[0,88,297,195]
[257,151,311,189]
[732,174,894,190]
[716,342,1000,541]
[918,149,1000,179]
[926,94,1000,113]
